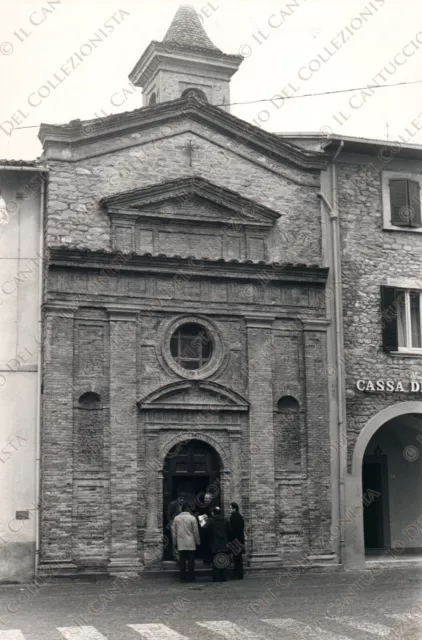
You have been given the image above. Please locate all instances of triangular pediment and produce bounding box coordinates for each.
[100,176,280,228]
[39,94,328,172]
[137,381,249,412]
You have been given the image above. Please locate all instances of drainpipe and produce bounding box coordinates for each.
[34,174,46,576]
[318,140,347,566]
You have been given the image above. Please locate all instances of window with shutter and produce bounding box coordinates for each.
[380,286,398,351]
[381,286,422,352]
[389,179,408,226]
[389,178,422,228]
[408,180,422,227]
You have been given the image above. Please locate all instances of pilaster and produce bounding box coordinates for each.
[303,319,333,559]
[143,434,163,567]
[229,435,242,508]
[246,316,280,567]
[40,306,77,570]
[107,308,141,574]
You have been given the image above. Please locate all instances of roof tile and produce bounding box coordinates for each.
[163,4,221,52]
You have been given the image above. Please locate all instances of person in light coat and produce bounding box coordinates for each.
[172,503,200,582]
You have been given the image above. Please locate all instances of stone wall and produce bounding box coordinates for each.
[44,118,322,265]
[337,157,422,450]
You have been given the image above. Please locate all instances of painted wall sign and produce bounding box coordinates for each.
[355,380,422,392]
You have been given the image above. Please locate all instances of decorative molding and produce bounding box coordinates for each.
[245,316,274,329]
[301,319,330,332]
[106,307,139,321]
[158,431,230,471]
[158,313,226,381]
[129,41,243,88]
[145,424,243,433]
[386,276,422,289]
[42,304,77,318]
[138,380,249,412]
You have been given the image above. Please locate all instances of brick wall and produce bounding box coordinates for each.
[40,109,333,569]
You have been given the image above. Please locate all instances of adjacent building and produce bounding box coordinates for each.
[285,133,422,569]
[333,136,422,569]
[0,161,46,581]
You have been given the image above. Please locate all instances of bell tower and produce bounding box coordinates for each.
[128,4,243,112]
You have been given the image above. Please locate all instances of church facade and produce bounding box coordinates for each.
[37,6,340,575]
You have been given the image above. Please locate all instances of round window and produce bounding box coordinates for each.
[169,323,213,370]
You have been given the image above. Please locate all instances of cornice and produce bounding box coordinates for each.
[245,316,275,329]
[302,319,331,332]
[47,248,329,284]
[129,41,243,87]
[106,307,140,321]
[38,95,329,172]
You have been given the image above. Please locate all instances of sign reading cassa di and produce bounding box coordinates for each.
[356,380,422,392]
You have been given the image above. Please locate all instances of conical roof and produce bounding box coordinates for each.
[163,4,221,52]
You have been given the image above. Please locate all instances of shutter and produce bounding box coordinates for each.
[389,179,408,226]
[408,180,421,227]
[380,286,398,351]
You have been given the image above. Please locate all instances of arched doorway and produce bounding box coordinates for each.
[346,402,422,568]
[362,413,422,556]
[162,439,221,561]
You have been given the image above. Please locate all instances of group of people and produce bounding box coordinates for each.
[170,498,245,583]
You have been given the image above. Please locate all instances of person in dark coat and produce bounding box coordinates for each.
[204,506,230,582]
[228,502,245,580]
[194,490,214,564]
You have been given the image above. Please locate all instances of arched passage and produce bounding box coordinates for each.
[162,438,222,561]
[346,402,422,568]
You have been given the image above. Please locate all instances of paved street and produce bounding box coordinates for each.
[0,568,420,639]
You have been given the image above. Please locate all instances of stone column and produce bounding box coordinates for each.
[40,306,77,572]
[246,316,280,567]
[303,320,335,564]
[220,470,231,517]
[229,435,242,508]
[108,309,141,574]
[143,434,163,567]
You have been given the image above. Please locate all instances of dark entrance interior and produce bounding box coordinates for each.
[163,439,221,561]
[362,455,390,552]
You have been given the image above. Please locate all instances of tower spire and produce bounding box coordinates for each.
[163,4,220,52]
[129,4,243,112]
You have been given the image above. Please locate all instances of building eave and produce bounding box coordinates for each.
[47,248,328,284]
[0,160,49,172]
[277,132,422,161]
[38,96,328,172]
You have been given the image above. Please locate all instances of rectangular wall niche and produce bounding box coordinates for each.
[76,324,105,377]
